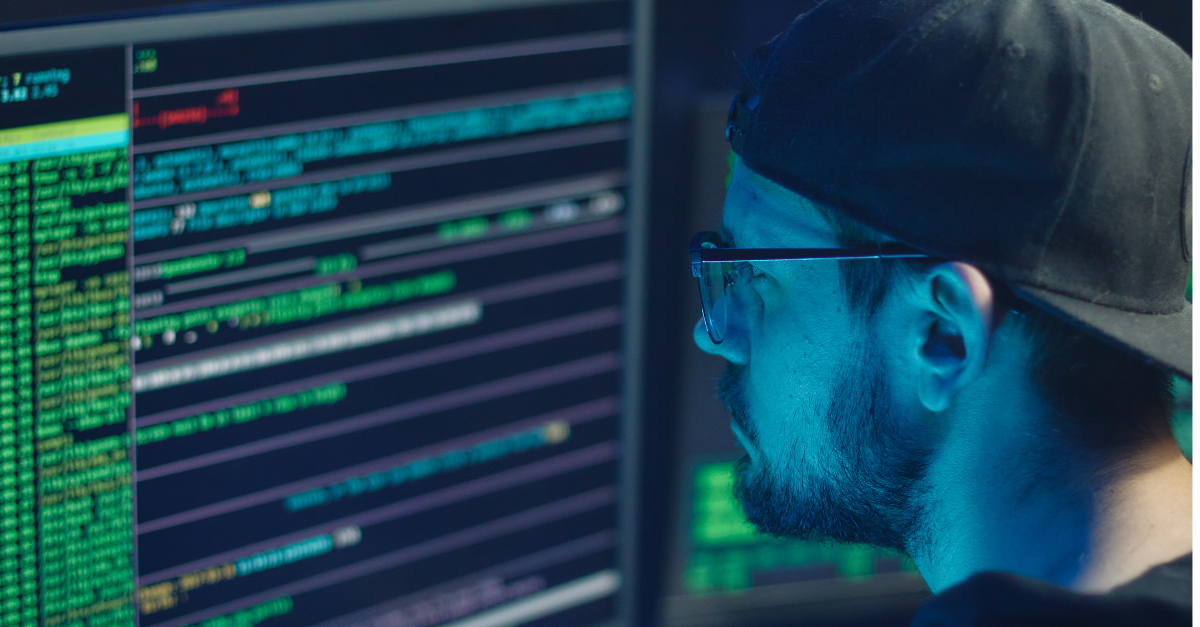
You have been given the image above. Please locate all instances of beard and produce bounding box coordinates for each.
[718,345,930,553]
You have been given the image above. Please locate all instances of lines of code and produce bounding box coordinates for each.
[0,117,133,627]
[31,147,134,626]
[133,299,482,392]
[132,90,239,131]
[0,69,70,106]
[3,3,635,627]
[134,249,246,282]
[131,89,630,202]
[133,270,455,340]
[0,46,133,627]
[0,151,40,626]
[185,597,291,627]
[139,526,359,618]
[135,382,346,445]
[283,420,571,512]
[132,174,391,242]
[128,8,631,620]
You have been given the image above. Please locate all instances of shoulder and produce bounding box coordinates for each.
[1108,553,1191,607]
[911,554,1192,627]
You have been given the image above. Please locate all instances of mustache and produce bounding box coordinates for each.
[717,364,756,446]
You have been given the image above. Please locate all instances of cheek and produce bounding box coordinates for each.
[742,325,826,453]
[742,268,857,453]
[747,266,851,386]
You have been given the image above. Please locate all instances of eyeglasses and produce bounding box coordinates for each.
[690,231,931,344]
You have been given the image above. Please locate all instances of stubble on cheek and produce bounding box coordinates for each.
[728,338,931,551]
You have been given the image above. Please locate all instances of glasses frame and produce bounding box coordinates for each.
[689,231,932,344]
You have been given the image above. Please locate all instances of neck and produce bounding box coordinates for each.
[1070,438,1192,591]
[908,375,1192,594]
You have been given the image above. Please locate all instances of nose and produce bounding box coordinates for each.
[693,315,749,365]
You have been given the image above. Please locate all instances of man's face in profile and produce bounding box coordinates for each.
[696,158,929,552]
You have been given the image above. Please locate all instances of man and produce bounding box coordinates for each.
[690,0,1192,623]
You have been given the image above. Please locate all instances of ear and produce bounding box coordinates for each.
[913,262,995,412]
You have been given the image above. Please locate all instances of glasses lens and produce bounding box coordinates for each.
[698,260,734,343]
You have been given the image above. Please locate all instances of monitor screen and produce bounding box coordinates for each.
[0,1,646,625]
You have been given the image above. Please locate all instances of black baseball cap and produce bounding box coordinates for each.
[727,0,1192,379]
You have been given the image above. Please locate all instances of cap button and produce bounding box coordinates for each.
[1148,73,1164,93]
[1003,42,1026,59]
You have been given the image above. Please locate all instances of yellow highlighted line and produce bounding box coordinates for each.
[0,114,129,148]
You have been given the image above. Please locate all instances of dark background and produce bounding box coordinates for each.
[0,1,1191,626]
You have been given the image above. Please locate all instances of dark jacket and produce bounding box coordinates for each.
[912,554,1191,626]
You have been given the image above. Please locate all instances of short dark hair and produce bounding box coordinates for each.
[737,38,1175,453]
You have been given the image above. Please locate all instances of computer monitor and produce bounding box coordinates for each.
[0,1,649,625]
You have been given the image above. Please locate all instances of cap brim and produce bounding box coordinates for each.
[1011,284,1192,381]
